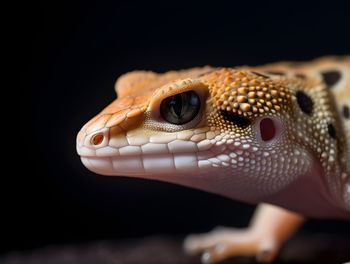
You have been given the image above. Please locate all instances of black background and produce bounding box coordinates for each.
[15,0,350,255]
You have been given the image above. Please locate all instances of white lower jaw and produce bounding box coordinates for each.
[80,155,274,205]
[80,153,203,176]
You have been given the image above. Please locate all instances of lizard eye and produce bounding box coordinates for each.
[160,90,200,125]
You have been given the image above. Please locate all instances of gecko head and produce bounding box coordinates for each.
[77,68,327,203]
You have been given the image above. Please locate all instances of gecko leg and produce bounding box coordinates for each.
[184,203,304,263]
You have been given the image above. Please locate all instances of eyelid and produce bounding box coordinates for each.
[148,79,208,118]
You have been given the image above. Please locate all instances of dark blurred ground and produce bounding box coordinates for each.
[2,233,349,264]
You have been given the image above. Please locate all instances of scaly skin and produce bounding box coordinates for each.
[77,56,350,263]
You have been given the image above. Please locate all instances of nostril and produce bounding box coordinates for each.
[91,133,104,145]
[259,118,276,141]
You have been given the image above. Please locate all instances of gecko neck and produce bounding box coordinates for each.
[263,159,350,220]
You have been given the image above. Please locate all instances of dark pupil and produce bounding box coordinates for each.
[160,90,200,125]
[170,94,183,117]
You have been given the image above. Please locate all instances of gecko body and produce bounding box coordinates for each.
[77,56,350,263]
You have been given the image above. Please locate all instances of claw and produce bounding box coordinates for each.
[201,251,212,264]
[184,227,278,263]
[256,238,277,262]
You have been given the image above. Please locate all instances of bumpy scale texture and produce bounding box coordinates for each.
[77,56,350,215]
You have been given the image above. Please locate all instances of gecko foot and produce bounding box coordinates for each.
[184,226,278,263]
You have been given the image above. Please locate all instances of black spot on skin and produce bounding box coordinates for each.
[265,71,285,76]
[343,105,350,119]
[296,91,314,115]
[295,73,306,79]
[321,70,341,88]
[252,71,269,78]
[220,110,251,127]
[327,123,337,139]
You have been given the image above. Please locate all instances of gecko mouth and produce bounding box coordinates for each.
[81,156,149,176]
[77,135,263,177]
[80,152,206,176]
